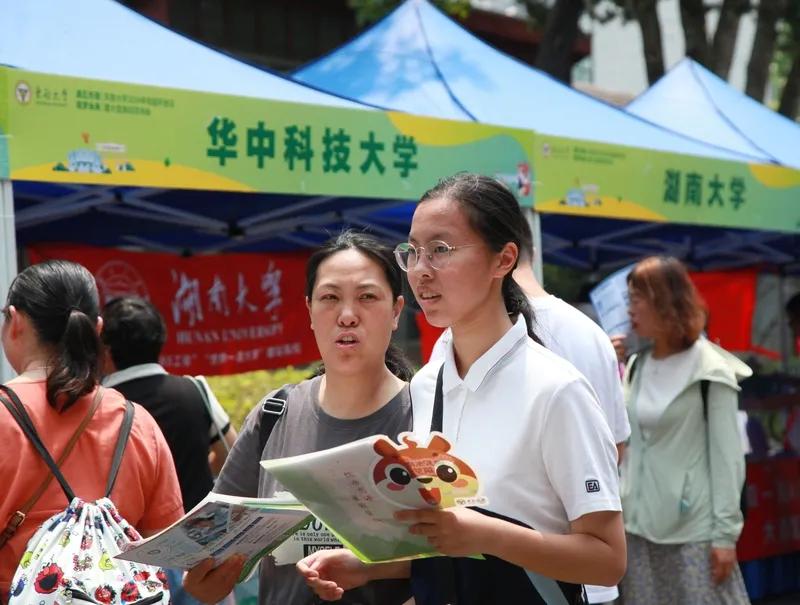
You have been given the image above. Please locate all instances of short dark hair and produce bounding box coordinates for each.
[305,230,403,301]
[5,260,101,410]
[101,297,167,370]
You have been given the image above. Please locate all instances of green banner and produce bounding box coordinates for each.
[533,135,800,233]
[0,67,534,205]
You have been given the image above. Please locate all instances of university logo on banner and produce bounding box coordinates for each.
[27,245,318,375]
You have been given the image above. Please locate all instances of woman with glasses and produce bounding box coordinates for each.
[298,173,626,604]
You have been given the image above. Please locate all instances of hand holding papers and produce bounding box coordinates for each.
[261,432,487,563]
[115,493,310,582]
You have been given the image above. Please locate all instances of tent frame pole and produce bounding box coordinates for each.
[0,179,18,382]
[524,207,544,286]
[777,270,789,371]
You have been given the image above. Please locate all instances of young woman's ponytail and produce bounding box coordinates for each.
[384,343,414,381]
[502,275,541,345]
[47,308,101,409]
[4,260,101,410]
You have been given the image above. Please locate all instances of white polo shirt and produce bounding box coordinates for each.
[529,295,630,446]
[432,295,631,445]
[411,316,621,540]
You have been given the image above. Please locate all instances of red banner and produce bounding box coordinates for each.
[27,245,318,375]
[690,270,758,354]
[738,459,800,561]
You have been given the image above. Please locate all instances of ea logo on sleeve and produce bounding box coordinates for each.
[585,479,601,493]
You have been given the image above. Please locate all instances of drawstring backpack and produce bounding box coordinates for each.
[0,384,170,605]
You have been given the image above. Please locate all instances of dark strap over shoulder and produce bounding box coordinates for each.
[0,385,104,549]
[0,385,135,503]
[187,375,230,452]
[106,400,135,497]
[700,379,711,421]
[627,354,641,385]
[258,385,294,453]
[0,384,76,503]
[430,365,445,433]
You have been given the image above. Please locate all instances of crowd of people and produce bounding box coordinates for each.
[0,172,753,605]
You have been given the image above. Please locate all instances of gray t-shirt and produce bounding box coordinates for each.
[215,376,413,605]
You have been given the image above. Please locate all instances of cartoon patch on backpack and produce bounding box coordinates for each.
[371,432,487,509]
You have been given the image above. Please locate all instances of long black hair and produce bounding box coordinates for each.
[4,260,101,410]
[419,173,541,344]
[305,230,413,381]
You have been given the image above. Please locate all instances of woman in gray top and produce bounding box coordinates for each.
[184,231,413,605]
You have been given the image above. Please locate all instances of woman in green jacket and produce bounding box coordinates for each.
[619,256,752,605]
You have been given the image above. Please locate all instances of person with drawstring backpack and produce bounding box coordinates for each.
[0,260,183,604]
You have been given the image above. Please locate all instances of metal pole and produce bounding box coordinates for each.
[777,270,790,372]
[523,207,544,286]
[0,179,18,382]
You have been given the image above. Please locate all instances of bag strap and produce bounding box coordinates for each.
[0,385,104,549]
[105,400,135,497]
[258,385,294,453]
[626,354,641,385]
[700,379,711,421]
[0,384,77,503]
[430,365,445,433]
[188,376,229,454]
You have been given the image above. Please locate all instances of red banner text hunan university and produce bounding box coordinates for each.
[28,245,317,375]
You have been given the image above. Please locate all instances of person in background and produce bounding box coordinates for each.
[783,292,800,453]
[506,212,630,605]
[0,261,183,600]
[101,297,237,605]
[619,256,752,605]
[299,173,625,604]
[184,231,413,605]
[786,292,800,355]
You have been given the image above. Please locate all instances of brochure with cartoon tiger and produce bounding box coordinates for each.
[260,431,487,563]
[114,493,311,582]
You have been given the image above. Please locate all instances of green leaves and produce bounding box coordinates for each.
[347,0,471,27]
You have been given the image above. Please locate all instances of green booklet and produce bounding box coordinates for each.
[115,493,311,582]
[261,431,487,563]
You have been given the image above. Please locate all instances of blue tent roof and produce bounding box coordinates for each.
[0,0,365,108]
[1,0,419,259]
[627,58,800,169]
[294,0,761,163]
[3,0,797,273]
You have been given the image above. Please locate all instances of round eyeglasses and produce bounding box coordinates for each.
[393,240,475,272]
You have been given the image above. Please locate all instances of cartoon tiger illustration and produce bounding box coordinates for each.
[371,432,480,509]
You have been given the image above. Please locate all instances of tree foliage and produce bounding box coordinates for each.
[774,2,800,118]
[348,0,799,118]
[530,0,800,117]
[347,0,470,26]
